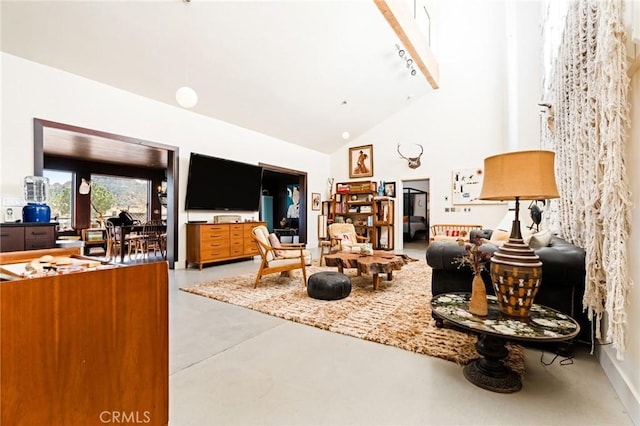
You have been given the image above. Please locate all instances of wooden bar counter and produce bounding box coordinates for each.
[1,250,169,425]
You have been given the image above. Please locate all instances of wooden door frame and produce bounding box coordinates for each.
[33,119,179,268]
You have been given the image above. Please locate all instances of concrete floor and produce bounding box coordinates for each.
[168,241,632,426]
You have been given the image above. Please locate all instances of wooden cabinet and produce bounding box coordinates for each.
[0,251,168,426]
[328,181,395,250]
[186,221,265,269]
[0,223,57,252]
[243,224,261,256]
[230,224,244,257]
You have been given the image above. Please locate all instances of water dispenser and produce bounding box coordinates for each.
[22,176,51,223]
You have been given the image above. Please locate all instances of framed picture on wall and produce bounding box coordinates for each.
[311,192,321,211]
[349,144,374,178]
[286,184,300,218]
[384,181,396,198]
[451,168,503,205]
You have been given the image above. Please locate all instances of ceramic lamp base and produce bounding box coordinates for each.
[489,237,542,318]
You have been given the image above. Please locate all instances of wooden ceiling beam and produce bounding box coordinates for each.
[374,0,440,89]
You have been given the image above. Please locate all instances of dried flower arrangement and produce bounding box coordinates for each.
[453,236,491,276]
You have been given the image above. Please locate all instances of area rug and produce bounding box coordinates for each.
[180,259,525,374]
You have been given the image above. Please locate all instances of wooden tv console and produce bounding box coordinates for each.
[0,249,168,425]
[186,221,265,269]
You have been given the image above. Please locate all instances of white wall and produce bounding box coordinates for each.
[506,0,543,150]
[0,53,331,267]
[330,0,517,249]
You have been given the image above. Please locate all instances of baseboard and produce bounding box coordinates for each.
[596,344,640,424]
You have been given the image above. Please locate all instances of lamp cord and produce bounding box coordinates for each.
[539,350,574,367]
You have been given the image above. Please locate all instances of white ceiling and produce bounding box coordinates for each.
[1,0,434,154]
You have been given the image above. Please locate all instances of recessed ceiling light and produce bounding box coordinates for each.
[342,132,350,140]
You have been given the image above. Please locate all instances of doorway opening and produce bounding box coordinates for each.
[34,118,179,268]
[259,164,307,244]
[401,178,430,248]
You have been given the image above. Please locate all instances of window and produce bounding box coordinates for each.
[44,169,73,230]
[91,175,150,224]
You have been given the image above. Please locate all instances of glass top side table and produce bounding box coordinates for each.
[431,292,580,393]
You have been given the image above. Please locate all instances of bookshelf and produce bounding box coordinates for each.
[326,181,395,250]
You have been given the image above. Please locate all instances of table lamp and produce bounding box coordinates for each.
[478,150,560,317]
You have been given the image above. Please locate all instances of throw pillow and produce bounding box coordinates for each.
[268,233,285,256]
[528,229,552,249]
[489,229,509,247]
[361,243,373,255]
[335,233,353,244]
[522,227,535,245]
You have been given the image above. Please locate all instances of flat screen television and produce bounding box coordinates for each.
[185,153,263,211]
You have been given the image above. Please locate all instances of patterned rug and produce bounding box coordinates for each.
[180,259,525,373]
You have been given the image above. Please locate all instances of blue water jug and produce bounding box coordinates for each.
[22,203,51,223]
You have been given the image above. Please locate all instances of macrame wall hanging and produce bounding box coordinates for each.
[540,0,633,360]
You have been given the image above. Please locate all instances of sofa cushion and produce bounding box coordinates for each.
[489,229,509,246]
[529,229,552,248]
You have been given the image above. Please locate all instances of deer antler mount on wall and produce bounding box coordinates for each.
[397,143,424,169]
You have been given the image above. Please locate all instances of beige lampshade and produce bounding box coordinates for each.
[479,150,560,201]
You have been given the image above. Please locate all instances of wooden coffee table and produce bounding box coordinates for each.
[323,251,411,290]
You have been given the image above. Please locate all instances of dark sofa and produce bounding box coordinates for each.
[425,230,591,344]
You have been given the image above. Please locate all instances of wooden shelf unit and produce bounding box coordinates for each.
[186,221,265,269]
[81,228,107,256]
[327,181,395,250]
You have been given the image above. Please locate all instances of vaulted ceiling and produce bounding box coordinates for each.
[2,0,436,155]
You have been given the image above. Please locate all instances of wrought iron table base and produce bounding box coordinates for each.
[463,334,521,393]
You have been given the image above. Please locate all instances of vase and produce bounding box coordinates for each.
[469,274,488,316]
[489,239,542,317]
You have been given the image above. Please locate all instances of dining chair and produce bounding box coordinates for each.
[105,222,124,261]
[137,220,166,258]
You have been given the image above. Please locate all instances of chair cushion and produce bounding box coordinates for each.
[252,226,274,261]
[335,232,354,243]
[343,245,362,253]
[329,223,365,253]
[269,257,305,268]
[268,233,285,256]
[280,248,312,265]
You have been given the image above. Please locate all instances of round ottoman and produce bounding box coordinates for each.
[307,271,351,301]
